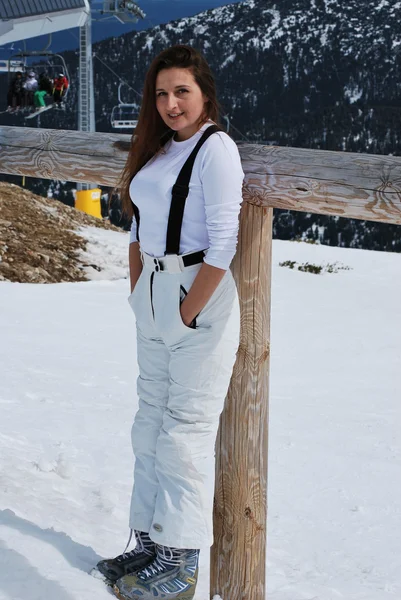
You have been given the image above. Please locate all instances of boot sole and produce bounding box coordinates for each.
[113,585,130,600]
[89,567,115,586]
[113,584,196,600]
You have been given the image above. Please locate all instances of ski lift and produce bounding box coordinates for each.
[111,83,139,129]
[5,50,70,119]
[8,51,70,98]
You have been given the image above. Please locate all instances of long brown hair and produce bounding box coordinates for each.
[117,45,221,218]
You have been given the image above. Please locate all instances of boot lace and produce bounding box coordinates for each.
[137,545,182,581]
[116,529,154,563]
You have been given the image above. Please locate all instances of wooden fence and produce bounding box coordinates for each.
[1,126,400,600]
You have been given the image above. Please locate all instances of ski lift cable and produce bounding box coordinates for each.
[226,120,250,142]
[94,52,142,99]
[67,28,142,99]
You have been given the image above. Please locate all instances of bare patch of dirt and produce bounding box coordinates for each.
[0,182,119,283]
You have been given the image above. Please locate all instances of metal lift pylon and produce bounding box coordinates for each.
[75,1,145,217]
[75,3,101,216]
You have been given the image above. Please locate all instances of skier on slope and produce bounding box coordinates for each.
[91,44,244,600]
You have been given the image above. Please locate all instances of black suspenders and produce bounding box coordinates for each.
[132,124,221,256]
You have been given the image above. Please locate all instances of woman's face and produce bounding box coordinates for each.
[155,67,208,141]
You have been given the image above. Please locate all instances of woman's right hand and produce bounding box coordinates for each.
[129,242,143,294]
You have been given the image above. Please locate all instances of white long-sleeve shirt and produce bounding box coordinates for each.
[23,76,38,91]
[129,122,244,271]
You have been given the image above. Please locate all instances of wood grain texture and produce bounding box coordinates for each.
[0,126,132,187]
[1,126,401,224]
[211,202,272,600]
[239,143,401,224]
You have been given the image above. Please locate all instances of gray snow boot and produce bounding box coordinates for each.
[91,530,156,585]
[113,544,199,600]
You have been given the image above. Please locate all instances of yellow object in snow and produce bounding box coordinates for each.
[75,188,102,219]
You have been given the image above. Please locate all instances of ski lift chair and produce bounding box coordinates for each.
[110,82,139,129]
[7,51,70,116]
[111,104,139,129]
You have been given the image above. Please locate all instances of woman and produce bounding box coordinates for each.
[97,45,244,600]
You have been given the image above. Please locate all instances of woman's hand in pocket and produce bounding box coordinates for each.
[129,242,142,294]
[180,301,194,327]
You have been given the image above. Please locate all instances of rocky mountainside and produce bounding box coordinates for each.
[1,0,400,251]
[0,183,120,283]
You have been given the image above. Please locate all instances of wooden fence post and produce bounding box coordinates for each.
[211,201,273,599]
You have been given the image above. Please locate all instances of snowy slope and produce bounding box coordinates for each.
[0,230,400,600]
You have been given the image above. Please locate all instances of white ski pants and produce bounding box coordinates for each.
[128,256,240,549]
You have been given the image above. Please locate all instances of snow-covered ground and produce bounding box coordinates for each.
[0,230,400,600]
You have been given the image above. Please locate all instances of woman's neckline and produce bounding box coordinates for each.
[170,121,215,149]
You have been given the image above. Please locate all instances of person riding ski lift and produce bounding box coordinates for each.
[53,72,69,107]
[7,70,24,111]
[39,72,53,95]
[34,72,53,110]
[23,71,38,107]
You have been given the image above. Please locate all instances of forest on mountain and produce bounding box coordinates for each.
[1,0,400,251]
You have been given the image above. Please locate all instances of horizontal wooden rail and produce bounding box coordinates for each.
[1,124,399,600]
[1,126,401,225]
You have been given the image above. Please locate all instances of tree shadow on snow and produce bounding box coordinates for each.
[0,508,102,575]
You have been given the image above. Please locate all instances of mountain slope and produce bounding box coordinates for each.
[1,0,400,251]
